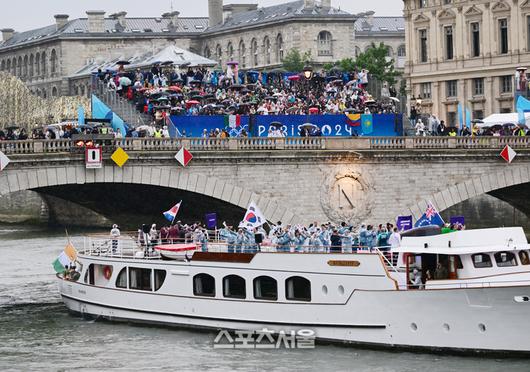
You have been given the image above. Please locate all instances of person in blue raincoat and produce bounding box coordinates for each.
[319,225,330,251]
[365,225,377,251]
[219,225,237,253]
[235,229,246,253]
[276,229,291,252]
[358,224,368,250]
[293,229,307,253]
[243,228,257,253]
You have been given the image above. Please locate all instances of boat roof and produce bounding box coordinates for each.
[394,227,529,255]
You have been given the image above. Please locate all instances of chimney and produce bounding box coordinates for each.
[304,0,315,9]
[1,28,14,42]
[86,10,106,33]
[110,11,127,29]
[162,11,180,29]
[208,0,224,27]
[54,14,69,30]
[366,11,375,27]
[321,0,331,8]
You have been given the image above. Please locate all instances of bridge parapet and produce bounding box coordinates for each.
[1,136,529,155]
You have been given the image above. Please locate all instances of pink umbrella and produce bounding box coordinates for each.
[226,61,239,66]
[288,75,301,81]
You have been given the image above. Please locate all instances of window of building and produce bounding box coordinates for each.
[276,34,284,62]
[223,275,246,299]
[473,78,484,96]
[238,40,246,68]
[318,31,333,56]
[251,38,258,67]
[443,0,452,4]
[253,276,277,301]
[519,250,530,265]
[116,267,127,288]
[499,18,509,54]
[129,267,152,291]
[50,49,57,75]
[472,110,484,120]
[472,253,492,268]
[421,82,432,99]
[471,22,480,57]
[418,0,427,8]
[500,75,512,93]
[444,26,454,60]
[397,44,406,57]
[263,36,271,65]
[446,80,457,98]
[193,273,215,297]
[419,29,428,63]
[227,42,234,63]
[216,44,222,66]
[527,16,530,51]
[447,111,456,126]
[154,269,166,291]
[494,251,517,267]
[285,276,311,301]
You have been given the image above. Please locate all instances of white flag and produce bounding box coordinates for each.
[0,151,10,172]
[239,201,266,230]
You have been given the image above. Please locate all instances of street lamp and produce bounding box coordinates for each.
[303,65,313,80]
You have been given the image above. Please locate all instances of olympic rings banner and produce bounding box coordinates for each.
[169,114,403,138]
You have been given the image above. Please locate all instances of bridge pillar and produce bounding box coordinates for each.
[33,142,44,153]
[132,139,143,151]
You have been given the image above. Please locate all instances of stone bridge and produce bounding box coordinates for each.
[1,136,530,227]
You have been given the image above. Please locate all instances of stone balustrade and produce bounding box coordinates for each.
[0,136,529,155]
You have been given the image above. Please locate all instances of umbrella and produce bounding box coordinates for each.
[288,75,301,81]
[387,97,400,103]
[190,95,203,100]
[135,125,151,132]
[471,119,484,124]
[332,79,344,85]
[186,100,200,105]
[286,107,298,114]
[246,84,256,89]
[229,84,244,90]
[301,123,318,130]
[344,108,358,113]
[154,105,171,110]
[189,80,203,85]
[226,61,239,66]
[308,107,319,114]
[257,107,268,113]
[168,86,182,92]
[264,96,277,101]
[119,77,132,86]
[273,93,284,97]
[156,97,169,102]
[116,60,131,65]
[346,80,357,87]
[161,61,174,66]
[269,68,286,74]
[270,122,283,129]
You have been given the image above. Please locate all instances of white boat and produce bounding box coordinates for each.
[57,227,530,354]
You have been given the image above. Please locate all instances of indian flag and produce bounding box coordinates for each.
[52,243,78,274]
[224,114,241,129]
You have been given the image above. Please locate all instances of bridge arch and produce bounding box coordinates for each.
[0,164,298,225]
[404,165,530,220]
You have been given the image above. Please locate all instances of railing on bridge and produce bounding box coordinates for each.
[1,136,529,155]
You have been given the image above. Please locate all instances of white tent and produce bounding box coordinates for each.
[477,112,530,129]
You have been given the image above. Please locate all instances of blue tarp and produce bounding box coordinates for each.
[91,95,127,136]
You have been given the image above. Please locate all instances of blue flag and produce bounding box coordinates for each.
[457,104,464,132]
[361,114,373,135]
[465,107,471,130]
[414,202,445,228]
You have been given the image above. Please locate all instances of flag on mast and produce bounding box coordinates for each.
[239,201,266,230]
[414,202,445,228]
[163,201,182,222]
[52,243,78,274]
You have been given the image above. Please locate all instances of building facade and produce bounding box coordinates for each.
[404,0,530,124]
[0,0,404,99]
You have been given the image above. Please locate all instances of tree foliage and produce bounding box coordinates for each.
[355,42,401,85]
[282,49,312,72]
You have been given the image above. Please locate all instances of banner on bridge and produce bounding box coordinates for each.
[168,114,403,138]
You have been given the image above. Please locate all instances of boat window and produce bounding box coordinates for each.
[253,276,277,301]
[193,273,216,297]
[86,264,95,285]
[154,270,166,291]
[116,267,127,288]
[472,254,492,268]
[285,276,311,302]
[494,251,517,267]
[223,275,246,299]
[519,251,530,265]
[452,255,463,269]
[129,267,152,291]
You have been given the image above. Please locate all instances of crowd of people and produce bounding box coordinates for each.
[100,63,399,123]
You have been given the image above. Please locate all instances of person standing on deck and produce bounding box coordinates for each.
[110,224,120,253]
[330,230,342,253]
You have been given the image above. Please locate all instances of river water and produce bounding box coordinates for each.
[0,225,528,371]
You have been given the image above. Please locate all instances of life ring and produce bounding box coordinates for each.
[103,265,112,280]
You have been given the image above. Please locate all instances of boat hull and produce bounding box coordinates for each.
[57,276,530,355]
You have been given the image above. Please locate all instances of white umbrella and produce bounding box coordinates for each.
[119,77,132,86]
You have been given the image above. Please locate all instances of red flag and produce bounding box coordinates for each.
[500,145,516,164]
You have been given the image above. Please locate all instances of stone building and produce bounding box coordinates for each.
[404,0,529,124]
[0,0,404,99]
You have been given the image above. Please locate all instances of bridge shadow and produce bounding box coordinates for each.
[34,183,246,230]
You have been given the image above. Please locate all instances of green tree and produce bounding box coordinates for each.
[282,49,312,72]
[338,58,356,73]
[355,42,401,85]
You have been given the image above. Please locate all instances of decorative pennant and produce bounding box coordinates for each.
[175,148,193,167]
[0,151,10,171]
[111,147,129,167]
[500,145,517,164]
